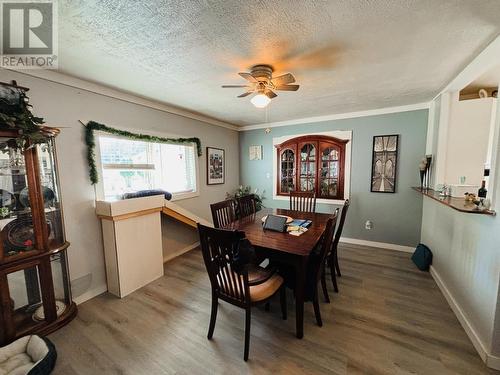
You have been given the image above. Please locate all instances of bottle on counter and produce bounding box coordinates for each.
[478,180,488,198]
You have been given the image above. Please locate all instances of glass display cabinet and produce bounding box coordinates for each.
[276,135,348,200]
[0,130,76,345]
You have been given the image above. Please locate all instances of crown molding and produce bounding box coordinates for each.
[238,102,431,131]
[2,68,240,131]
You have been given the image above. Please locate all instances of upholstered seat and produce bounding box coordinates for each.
[250,274,284,302]
[216,266,280,300]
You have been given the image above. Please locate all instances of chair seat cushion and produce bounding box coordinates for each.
[0,335,57,375]
[250,274,284,302]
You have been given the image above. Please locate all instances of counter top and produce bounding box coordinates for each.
[413,187,496,216]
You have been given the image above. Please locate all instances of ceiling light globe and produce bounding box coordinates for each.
[251,94,271,108]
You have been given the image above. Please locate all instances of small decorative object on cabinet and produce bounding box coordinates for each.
[0,81,76,346]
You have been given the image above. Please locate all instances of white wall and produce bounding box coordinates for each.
[421,93,500,367]
[445,98,495,186]
[421,199,500,355]
[0,69,239,303]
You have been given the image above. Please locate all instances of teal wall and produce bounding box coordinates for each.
[239,109,429,247]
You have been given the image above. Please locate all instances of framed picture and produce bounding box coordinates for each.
[249,145,262,160]
[370,135,399,193]
[207,147,225,185]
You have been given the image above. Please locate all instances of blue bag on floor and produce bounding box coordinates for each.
[411,243,433,271]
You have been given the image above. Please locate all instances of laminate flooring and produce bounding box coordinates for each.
[49,244,498,374]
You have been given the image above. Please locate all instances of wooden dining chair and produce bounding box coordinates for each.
[197,224,287,361]
[281,210,338,327]
[330,200,350,278]
[322,199,350,300]
[210,199,236,228]
[237,194,256,218]
[289,191,317,213]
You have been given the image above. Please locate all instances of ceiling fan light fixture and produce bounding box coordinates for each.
[251,93,271,108]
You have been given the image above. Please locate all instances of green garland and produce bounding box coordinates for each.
[84,120,202,185]
[0,84,49,149]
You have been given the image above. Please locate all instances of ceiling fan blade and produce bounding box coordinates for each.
[275,84,300,91]
[271,73,295,86]
[237,91,253,98]
[221,85,250,88]
[238,72,258,83]
[264,89,277,99]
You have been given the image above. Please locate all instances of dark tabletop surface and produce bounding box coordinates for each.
[227,208,331,256]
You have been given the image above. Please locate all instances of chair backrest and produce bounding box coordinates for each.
[312,209,339,284]
[237,194,256,218]
[197,223,249,306]
[332,199,350,248]
[210,199,236,228]
[289,191,317,213]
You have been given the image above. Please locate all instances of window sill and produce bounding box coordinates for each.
[170,191,200,202]
[272,194,347,205]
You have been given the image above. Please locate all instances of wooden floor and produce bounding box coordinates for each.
[50,244,498,375]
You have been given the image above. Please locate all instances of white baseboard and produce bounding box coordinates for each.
[429,266,500,370]
[73,284,108,305]
[340,237,415,253]
[163,242,200,263]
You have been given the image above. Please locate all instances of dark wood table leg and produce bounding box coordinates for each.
[294,255,308,339]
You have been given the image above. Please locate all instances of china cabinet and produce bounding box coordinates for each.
[0,130,76,345]
[276,135,348,200]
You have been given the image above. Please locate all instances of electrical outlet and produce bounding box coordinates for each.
[265,172,271,179]
[365,220,373,230]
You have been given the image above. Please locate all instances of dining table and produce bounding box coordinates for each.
[227,207,332,339]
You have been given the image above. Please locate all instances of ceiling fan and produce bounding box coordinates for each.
[222,65,299,108]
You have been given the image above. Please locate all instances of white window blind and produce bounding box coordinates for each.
[98,135,198,200]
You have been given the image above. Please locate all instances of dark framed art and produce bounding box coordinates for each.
[207,147,225,185]
[370,135,399,193]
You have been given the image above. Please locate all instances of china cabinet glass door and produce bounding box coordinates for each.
[299,142,316,192]
[320,144,341,198]
[7,264,46,335]
[279,147,296,193]
[0,137,38,261]
[37,140,65,248]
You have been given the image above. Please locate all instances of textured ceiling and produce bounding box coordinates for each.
[58,0,500,126]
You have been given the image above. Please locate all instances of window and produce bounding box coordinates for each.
[97,135,198,200]
[276,135,348,200]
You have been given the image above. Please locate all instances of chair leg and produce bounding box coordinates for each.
[280,286,287,320]
[207,293,218,339]
[330,262,339,293]
[334,250,341,277]
[244,307,251,361]
[312,288,323,327]
[321,268,330,303]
